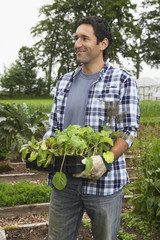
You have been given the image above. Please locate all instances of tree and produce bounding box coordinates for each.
[31,0,137,89]
[0,46,42,96]
[140,0,160,68]
[0,62,24,97]
[122,23,144,79]
[127,0,160,78]
[17,46,37,94]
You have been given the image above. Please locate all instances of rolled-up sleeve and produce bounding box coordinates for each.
[117,76,140,148]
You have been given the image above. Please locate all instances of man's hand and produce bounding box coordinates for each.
[73,156,107,181]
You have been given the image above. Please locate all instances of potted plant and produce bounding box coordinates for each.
[20,125,114,190]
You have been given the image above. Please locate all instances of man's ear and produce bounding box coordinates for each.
[100,38,109,51]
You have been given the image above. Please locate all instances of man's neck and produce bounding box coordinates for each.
[82,60,104,74]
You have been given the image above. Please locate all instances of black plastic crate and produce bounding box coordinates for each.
[25,154,85,174]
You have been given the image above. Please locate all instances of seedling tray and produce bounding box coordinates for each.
[25,155,85,174]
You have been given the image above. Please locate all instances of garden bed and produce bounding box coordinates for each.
[1,212,93,240]
[5,223,93,240]
[0,162,48,183]
[2,211,160,240]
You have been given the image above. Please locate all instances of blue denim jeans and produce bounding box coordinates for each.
[48,184,124,240]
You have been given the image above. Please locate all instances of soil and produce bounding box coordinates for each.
[4,219,160,240]
[0,161,35,174]
[5,224,93,240]
[2,209,159,240]
[1,209,159,240]
[1,162,160,239]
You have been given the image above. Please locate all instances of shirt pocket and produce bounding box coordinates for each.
[101,85,119,100]
[93,87,120,129]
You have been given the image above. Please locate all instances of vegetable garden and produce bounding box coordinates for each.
[0,99,160,240]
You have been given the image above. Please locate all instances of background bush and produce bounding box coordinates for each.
[0,181,52,207]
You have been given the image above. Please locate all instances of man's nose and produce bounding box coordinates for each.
[75,38,82,49]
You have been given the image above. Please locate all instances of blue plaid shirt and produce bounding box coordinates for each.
[44,61,140,195]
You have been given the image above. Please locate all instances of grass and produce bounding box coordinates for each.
[0,98,53,104]
[0,98,53,114]
[132,122,160,149]
[140,117,160,124]
[1,99,160,118]
[140,100,160,118]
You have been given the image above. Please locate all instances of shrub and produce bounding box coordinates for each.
[130,139,160,221]
[0,181,52,207]
[0,103,49,160]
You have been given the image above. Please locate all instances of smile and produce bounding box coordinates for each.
[76,50,85,54]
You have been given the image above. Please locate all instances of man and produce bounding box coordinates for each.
[44,16,140,240]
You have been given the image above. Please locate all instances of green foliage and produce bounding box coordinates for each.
[140,0,160,67]
[17,46,37,94]
[124,0,160,78]
[0,62,24,97]
[0,99,53,114]
[0,102,49,160]
[20,125,114,190]
[121,212,160,240]
[0,46,43,97]
[0,181,52,207]
[140,101,160,118]
[130,137,160,221]
[31,0,137,87]
[0,145,8,160]
[1,99,160,118]
[118,228,136,240]
[82,219,91,229]
[122,123,160,238]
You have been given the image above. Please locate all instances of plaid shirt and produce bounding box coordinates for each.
[44,61,140,195]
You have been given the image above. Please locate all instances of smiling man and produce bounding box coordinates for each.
[45,16,140,240]
[75,23,108,73]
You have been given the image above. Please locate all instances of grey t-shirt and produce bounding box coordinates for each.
[63,69,99,130]
[63,69,99,184]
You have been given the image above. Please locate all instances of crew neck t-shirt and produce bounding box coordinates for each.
[63,69,99,130]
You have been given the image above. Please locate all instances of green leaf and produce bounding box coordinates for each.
[85,157,93,174]
[156,203,160,217]
[101,129,112,137]
[66,125,81,137]
[41,141,47,150]
[69,136,87,149]
[56,134,69,145]
[21,148,28,159]
[52,172,67,190]
[103,151,114,163]
[28,151,38,162]
[146,197,155,211]
[99,136,113,146]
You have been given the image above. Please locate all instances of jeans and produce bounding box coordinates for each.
[48,184,124,240]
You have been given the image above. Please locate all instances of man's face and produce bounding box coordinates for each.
[75,24,103,64]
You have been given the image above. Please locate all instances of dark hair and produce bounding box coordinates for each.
[77,16,112,59]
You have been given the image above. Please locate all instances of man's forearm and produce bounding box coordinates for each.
[110,137,128,161]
